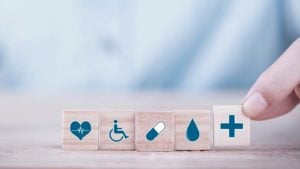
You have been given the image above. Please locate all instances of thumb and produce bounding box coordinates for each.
[242,38,300,120]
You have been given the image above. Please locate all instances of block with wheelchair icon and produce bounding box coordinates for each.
[99,110,135,150]
[62,110,98,150]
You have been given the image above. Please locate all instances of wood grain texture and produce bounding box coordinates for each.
[63,110,98,150]
[99,110,135,150]
[213,105,250,146]
[135,111,175,151]
[175,110,211,150]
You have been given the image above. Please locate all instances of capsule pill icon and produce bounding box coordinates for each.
[146,121,165,141]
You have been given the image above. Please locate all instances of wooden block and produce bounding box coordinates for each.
[135,111,174,151]
[213,105,250,146]
[175,110,211,150]
[99,110,135,150]
[62,110,98,150]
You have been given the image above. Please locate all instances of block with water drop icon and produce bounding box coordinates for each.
[175,110,211,150]
[62,110,99,150]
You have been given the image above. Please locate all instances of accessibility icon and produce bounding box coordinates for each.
[109,120,129,142]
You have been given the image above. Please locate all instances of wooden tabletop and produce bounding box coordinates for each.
[0,91,299,168]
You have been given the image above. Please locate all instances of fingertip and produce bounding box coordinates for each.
[242,92,269,120]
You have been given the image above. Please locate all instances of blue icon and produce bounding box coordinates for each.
[70,121,91,140]
[146,121,165,141]
[186,119,200,141]
[109,120,129,142]
[220,115,243,137]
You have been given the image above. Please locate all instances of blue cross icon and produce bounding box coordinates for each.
[220,115,243,138]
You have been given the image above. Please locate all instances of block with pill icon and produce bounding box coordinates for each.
[135,111,175,151]
[146,121,165,141]
[175,110,211,150]
[63,110,99,150]
[99,110,135,150]
[213,105,250,146]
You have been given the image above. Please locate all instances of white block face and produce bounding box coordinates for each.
[63,110,98,150]
[135,111,175,152]
[213,105,250,146]
[175,110,211,150]
[99,111,135,150]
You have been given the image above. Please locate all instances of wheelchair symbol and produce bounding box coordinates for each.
[109,120,129,142]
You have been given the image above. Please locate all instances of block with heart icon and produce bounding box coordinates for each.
[63,110,98,150]
[99,110,135,150]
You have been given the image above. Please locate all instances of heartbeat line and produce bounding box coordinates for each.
[71,127,90,134]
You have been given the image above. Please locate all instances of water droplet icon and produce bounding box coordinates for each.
[186,119,200,141]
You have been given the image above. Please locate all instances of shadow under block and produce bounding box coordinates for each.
[99,111,135,150]
[135,111,174,151]
[175,110,211,150]
[63,110,98,150]
[213,105,250,146]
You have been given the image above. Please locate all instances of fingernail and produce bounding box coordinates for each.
[243,92,269,118]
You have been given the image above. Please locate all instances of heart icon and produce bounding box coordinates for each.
[70,121,91,140]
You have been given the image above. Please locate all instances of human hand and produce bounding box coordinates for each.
[242,38,300,120]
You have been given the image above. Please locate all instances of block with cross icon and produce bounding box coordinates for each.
[135,111,175,151]
[99,110,135,150]
[213,105,250,146]
[62,110,99,150]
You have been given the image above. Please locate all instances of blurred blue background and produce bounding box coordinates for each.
[0,0,299,93]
